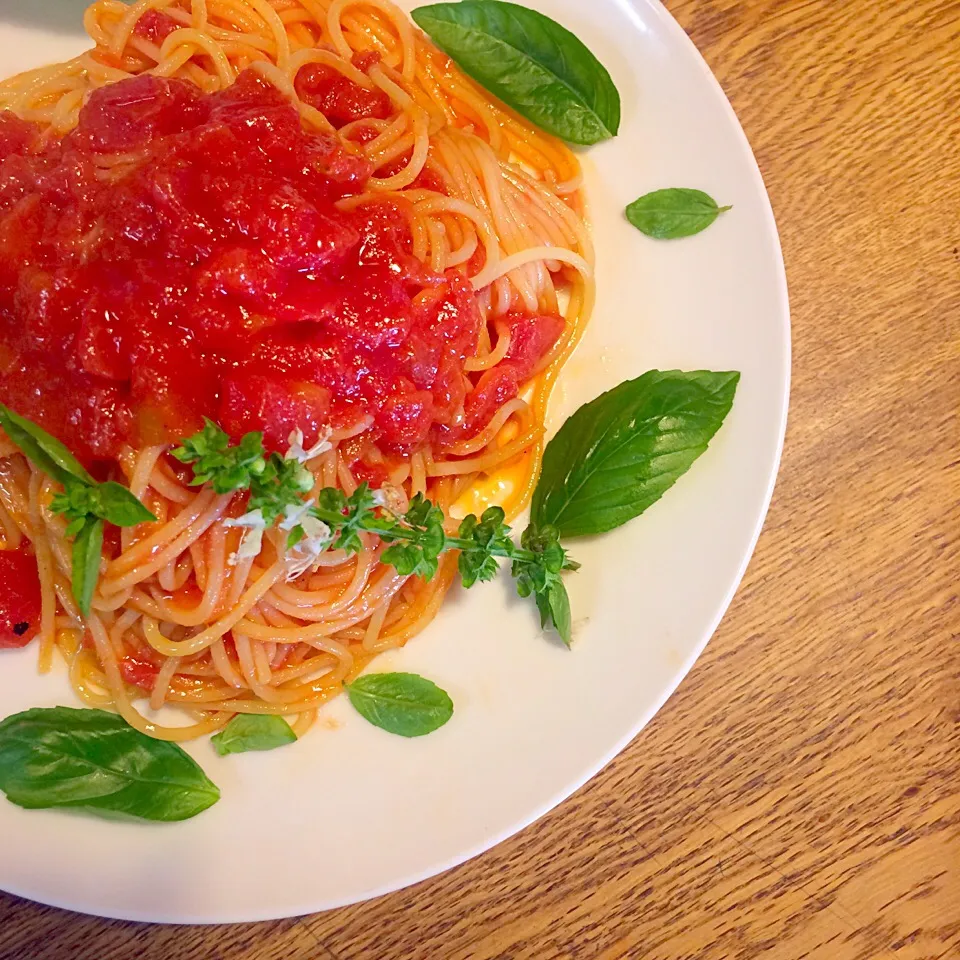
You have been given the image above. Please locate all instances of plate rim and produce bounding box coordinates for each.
[0,0,790,923]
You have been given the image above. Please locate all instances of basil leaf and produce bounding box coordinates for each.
[412,1,619,144]
[0,404,95,487]
[72,518,103,617]
[536,579,572,647]
[625,188,731,239]
[346,673,453,737]
[211,715,297,756]
[0,707,220,821]
[532,370,740,537]
[94,481,157,527]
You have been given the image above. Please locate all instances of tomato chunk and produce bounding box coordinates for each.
[294,60,392,128]
[0,546,42,648]
[72,75,206,154]
[220,374,332,452]
[119,653,160,690]
[134,9,180,43]
[0,112,39,159]
[437,312,565,445]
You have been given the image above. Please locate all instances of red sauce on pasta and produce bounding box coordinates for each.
[0,546,42,648]
[0,70,562,464]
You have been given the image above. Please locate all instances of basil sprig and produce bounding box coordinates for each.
[532,371,740,537]
[174,423,578,642]
[412,1,620,145]
[211,714,297,756]
[0,707,220,821]
[0,404,156,615]
[346,673,454,737]
[171,419,267,493]
[626,188,732,239]
[512,524,573,645]
[173,369,737,647]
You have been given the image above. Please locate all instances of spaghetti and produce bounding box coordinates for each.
[0,0,593,741]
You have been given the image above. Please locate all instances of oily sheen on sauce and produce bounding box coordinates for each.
[0,71,562,469]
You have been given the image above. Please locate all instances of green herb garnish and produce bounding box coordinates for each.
[0,707,219,821]
[211,714,297,756]
[0,404,95,488]
[412,1,620,145]
[625,188,732,239]
[170,418,267,493]
[172,368,738,647]
[0,404,157,615]
[173,424,578,641]
[345,673,454,737]
[0,366,737,642]
[531,370,741,538]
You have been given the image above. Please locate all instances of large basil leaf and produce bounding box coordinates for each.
[346,673,453,737]
[412,1,620,144]
[532,370,740,537]
[626,188,731,239]
[0,707,220,821]
[211,714,297,756]
[0,404,95,487]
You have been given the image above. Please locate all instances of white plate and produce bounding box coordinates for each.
[0,0,789,922]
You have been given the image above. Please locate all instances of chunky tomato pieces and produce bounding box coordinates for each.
[133,9,180,43]
[294,54,393,128]
[118,653,160,690]
[0,70,563,465]
[0,546,42,648]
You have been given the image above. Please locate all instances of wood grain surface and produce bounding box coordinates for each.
[2,0,959,957]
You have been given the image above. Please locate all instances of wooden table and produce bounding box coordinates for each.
[2,0,958,957]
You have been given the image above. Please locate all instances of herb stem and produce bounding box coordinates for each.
[355,522,538,566]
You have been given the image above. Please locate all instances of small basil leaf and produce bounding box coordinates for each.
[537,579,572,647]
[412,1,620,145]
[94,481,157,527]
[0,707,220,821]
[346,673,453,737]
[65,516,86,539]
[211,715,297,756]
[72,518,103,617]
[287,525,306,548]
[625,188,731,239]
[0,404,95,487]
[532,370,740,537]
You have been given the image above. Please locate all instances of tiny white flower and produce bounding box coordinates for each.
[301,515,332,542]
[223,509,267,565]
[285,427,332,464]
[374,483,408,515]
[284,515,333,581]
[234,526,264,562]
[223,508,266,530]
[278,499,315,532]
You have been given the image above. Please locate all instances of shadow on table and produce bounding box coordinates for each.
[0,0,89,37]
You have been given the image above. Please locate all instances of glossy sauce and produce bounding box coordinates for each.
[0,546,42,647]
[0,69,563,470]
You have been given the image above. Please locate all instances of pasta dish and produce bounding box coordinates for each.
[0,0,592,742]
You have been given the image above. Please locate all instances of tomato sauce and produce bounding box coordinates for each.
[0,546,42,648]
[0,69,563,466]
[294,53,393,129]
[118,652,160,690]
